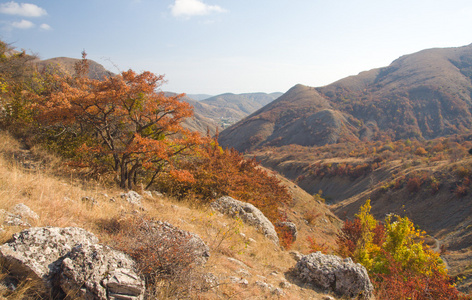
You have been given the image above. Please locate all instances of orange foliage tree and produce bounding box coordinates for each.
[30,52,201,189]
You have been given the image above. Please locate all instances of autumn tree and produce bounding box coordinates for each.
[30,52,201,189]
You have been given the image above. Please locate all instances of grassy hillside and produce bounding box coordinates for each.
[0,132,341,299]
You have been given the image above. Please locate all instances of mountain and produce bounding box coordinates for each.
[219,44,472,152]
[183,92,282,130]
[34,57,113,80]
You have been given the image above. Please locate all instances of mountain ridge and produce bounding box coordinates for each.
[219,43,472,152]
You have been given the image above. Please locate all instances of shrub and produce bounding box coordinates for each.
[307,235,329,254]
[337,201,460,299]
[407,176,423,193]
[155,138,292,225]
[102,214,209,298]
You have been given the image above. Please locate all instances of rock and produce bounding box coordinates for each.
[0,227,98,290]
[276,221,297,241]
[289,250,303,262]
[120,191,143,205]
[0,226,146,299]
[0,209,30,227]
[237,268,252,277]
[295,252,374,299]
[60,243,144,300]
[272,287,285,296]
[201,272,219,291]
[152,191,164,197]
[229,276,248,286]
[0,203,39,227]
[210,196,279,244]
[11,203,39,221]
[255,280,271,290]
[255,281,285,296]
[279,280,291,289]
[143,191,153,198]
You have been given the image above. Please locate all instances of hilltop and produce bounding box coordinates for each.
[219,44,472,152]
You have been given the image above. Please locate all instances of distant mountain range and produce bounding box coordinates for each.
[183,92,282,131]
[219,44,472,152]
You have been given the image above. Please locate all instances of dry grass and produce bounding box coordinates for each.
[0,132,339,299]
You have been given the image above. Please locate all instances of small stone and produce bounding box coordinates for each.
[279,280,291,289]
[272,287,285,296]
[237,269,252,277]
[229,276,248,286]
[120,191,142,206]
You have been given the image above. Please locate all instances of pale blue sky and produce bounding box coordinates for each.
[1,0,472,94]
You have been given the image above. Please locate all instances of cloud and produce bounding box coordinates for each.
[40,23,51,30]
[12,19,35,29]
[170,0,226,17]
[0,1,47,17]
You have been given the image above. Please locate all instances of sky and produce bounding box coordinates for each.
[1,0,472,95]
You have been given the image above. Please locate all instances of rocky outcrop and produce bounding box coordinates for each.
[60,244,144,300]
[295,252,373,299]
[0,227,145,299]
[210,196,279,244]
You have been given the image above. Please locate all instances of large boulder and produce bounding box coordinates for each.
[0,227,146,299]
[60,243,144,300]
[0,227,98,287]
[211,196,279,244]
[295,252,373,299]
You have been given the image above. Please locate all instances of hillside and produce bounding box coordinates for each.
[219,44,472,152]
[0,132,342,299]
[250,136,472,292]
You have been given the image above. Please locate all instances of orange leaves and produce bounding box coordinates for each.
[29,53,201,189]
[155,138,292,224]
